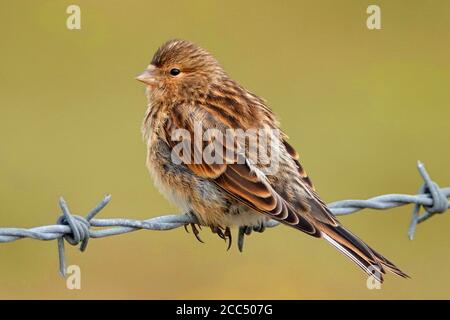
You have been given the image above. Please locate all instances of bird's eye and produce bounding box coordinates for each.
[169,68,181,76]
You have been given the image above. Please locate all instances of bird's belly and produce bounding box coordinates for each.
[145,138,197,214]
[219,205,268,227]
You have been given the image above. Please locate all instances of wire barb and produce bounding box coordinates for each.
[408,162,448,240]
[0,162,447,277]
[55,195,111,276]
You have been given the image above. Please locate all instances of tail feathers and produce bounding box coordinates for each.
[370,247,410,279]
[320,224,409,282]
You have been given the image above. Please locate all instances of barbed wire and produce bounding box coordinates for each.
[0,161,448,277]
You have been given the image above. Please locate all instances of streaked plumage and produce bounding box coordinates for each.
[137,39,408,282]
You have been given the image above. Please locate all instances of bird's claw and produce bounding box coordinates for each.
[211,226,232,250]
[186,223,204,243]
[238,223,266,252]
[224,227,232,251]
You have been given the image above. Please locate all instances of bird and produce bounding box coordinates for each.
[136,39,408,282]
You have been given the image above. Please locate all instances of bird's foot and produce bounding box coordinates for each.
[253,223,266,233]
[184,223,204,243]
[210,226,232,250]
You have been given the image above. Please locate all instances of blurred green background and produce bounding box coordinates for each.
[0,0,449,299]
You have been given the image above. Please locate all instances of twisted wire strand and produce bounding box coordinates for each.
[0,161,447,277]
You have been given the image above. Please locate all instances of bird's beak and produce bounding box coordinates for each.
[136,65,157,86]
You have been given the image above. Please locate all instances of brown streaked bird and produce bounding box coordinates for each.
[136,39,408,282]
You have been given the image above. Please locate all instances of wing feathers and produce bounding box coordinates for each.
[216,173,278,211]
[163,106,407,281]
[225,165,272,198]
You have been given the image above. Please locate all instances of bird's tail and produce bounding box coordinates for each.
[319,224,409,282]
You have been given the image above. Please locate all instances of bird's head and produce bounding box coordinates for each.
[136,39,224,101]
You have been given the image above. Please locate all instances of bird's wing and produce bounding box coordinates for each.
[164,105,408,281]
[281,139,339,226]
[164,105,320,236]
